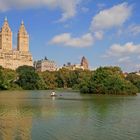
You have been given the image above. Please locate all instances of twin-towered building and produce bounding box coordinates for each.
[0,18,89,71]
[0,18,33,70]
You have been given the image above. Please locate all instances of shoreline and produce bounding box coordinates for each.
[0,89,138,96]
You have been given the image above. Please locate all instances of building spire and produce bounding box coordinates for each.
[2,16,11,31]
[81,56,89,70]
[18,19,27,34]
[18,19,29,52]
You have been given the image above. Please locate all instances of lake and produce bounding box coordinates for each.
[0,90,139,140]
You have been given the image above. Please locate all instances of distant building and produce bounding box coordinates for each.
[81,56,89,70]
[63,63,83,70]
[136,71,140,76]
[123,72,128,77]
[62,56,89,70]
[34,58,57,72]
[0,18,33,70]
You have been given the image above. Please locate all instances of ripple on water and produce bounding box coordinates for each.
[0,91,140,140]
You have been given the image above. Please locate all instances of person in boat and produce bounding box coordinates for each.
[51,91,56,96]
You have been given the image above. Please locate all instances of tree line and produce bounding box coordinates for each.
[0,65,140,95]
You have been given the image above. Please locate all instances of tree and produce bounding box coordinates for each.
[56,68,70,88]
[80,67,138,95]
[126,73,140,92]
[16,66,41,90]
[16,65,35,73]
[39,71,57,89]
[0,67,18,90]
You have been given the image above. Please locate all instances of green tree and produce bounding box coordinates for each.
[16,66,41,90]
[80,67,138,95]
[39,71,57,89]
[56,68,70,88]
[126,73,140,92]
[0,66,18,90]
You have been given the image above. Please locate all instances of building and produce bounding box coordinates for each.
[62,56,89,70]
[63,63,84,70]
[0,17,33,70]
[34,58,57,72]
[136,73,140,76]
[81,56,89,70]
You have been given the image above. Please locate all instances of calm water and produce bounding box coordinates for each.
[0,91,139,140]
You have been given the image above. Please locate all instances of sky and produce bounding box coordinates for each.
[0,0,140,72]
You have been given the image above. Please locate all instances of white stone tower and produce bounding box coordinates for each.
[17,20,29,52]
[0,17,12,51]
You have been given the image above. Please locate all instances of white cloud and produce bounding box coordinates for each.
[128,24,140,36]
[103,42,140,72]
[116,24,140,37]
[50,33,94,48]
[90,2,132,31]
[106,42,140,57]
[118,57,130,63]
[0,0,80,21]
[94,31,103,40]
[135,64,140,69]
[49,2,134,48]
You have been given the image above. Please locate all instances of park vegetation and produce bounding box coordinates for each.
[0,65,139,95]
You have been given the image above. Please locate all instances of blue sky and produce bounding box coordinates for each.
[0,0,140,72]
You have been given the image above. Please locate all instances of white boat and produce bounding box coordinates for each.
[51,91,57,97]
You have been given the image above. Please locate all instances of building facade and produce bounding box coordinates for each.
[81,56,89,70]
[34,58,57,72]
[63,63,84,70]
[0,18,33,70]
[135,72,140,76]
[62,56,89,70]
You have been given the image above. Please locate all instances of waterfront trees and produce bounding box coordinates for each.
[16,66,41,90]
[39,71,57,89]
[0,65,138,95]
[80,67,138,95]
[126,73,140,92]
[0,66,17,90]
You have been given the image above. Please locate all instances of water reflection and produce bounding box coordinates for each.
[0,91,139,140]
[0,92,32,140]
[0,91,63,140]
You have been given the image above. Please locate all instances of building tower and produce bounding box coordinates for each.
[81,56,89,70]
[0,17,12,51]
[17,21,29,52]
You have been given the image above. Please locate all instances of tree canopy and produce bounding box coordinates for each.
[80,67,138,95]
[0,65,138,95]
